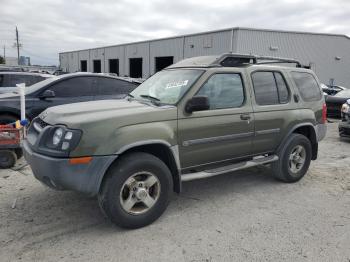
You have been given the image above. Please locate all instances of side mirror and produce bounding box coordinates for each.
[185,96,210,113]
[40,89,55,99]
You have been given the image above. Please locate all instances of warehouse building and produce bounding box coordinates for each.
[59,27,350,86]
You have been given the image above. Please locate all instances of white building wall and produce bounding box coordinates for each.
[59,28,350,86]
[184,30,233,58]
[125,42,150,78]
[78,50,90,71]
[67,52,79,72]
[150,37,184,75]
[89,48,105,72]
[235,28,350,86]
[104,45,125,75]
[59,53,69,72]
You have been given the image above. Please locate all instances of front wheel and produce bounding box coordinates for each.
[271,134,312,183]
[0,150,17,169]
[98,152,173,229]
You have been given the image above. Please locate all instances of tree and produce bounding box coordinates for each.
[0,56,5,64]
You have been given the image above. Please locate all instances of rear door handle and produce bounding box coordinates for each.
[240,114,251,120]
[294,94,300,103]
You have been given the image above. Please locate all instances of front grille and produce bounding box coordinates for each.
[35,117,50,129]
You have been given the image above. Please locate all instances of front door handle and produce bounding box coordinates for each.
[240,114,251,121]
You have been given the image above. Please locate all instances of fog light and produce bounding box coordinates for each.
[62,141,70,150]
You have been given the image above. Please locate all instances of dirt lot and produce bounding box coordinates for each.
[0,121,349,262]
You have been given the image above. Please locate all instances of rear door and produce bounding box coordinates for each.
[30,76,94,117]
[95,77,137,100]
[249,69,298,154]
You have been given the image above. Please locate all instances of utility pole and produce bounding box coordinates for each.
[3,45,5,59]
[16,26,20,62]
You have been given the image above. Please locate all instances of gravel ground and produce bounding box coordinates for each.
[0,121,349,262]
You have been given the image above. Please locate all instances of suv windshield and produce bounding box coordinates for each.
[130,69,203,104]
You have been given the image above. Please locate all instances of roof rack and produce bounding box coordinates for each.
[213,53,305,68]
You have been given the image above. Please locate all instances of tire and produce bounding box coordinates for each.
[0,114,19,125]
[271,134,312,183]
[15,148,23,160]
[0,150,17,169]
[98,152,173,229]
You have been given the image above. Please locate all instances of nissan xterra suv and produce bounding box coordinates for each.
[23,54,327,229]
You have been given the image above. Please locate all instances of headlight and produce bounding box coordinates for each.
[53,128,64,146]
[341,103,349,114]
[37,125,82,157]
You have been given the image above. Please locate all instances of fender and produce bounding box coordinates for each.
[277,122,318,159]
[96,140,182,194]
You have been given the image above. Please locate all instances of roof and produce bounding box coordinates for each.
[54,72,143,83]
[59,27,350,54]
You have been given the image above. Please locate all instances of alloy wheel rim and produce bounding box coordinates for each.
[119,171,161,215]
[288,145,306,174]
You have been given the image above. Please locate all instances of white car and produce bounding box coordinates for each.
[0,72,54,94]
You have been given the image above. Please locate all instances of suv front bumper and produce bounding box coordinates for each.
[23,141,117,196]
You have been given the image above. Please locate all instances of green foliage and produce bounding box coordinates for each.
[0,56,5,64]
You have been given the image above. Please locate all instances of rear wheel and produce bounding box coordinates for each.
[0,150,17,169]
[271,134,312,183]
[98,152,173,229]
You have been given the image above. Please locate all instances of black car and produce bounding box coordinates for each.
[0,73,139,124]
[339,100,350,137]
[326,89,350,118]
[0,72,54,93]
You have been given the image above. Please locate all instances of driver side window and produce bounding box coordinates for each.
[197,73,244,110]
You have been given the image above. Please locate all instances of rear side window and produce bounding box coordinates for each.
[291,72,322,101]
[9,74,31,86]
[49,77,94,97]
[252,71,290,105]
[0,75,4,87]
[98,77,137,95]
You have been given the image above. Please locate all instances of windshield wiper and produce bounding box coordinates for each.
[140,94,160,101]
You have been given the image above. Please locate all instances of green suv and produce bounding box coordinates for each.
[23,54,327,228]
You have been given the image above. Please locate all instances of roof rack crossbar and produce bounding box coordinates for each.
[214,53,302,68]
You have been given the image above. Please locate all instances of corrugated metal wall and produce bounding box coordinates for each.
[104,46,125,76]
[235,28,350,86]
[150,37,184,75]
[183,30,232,58]
[78,50,89,71]
[59,28,350,86]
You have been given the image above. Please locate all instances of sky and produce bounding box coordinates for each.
[0,0,349,66]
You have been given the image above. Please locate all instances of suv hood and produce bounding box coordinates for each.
[40,99,178,156]
[41,99,177,128]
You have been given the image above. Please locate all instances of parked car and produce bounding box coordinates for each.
[0,72,54,94]
[322,84,346,96]
[326,88,350,117]
[339,99,350,137]
[23,54,326,228]
[0,73,139,124]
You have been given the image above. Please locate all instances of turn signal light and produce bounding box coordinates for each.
[69,156,92,165]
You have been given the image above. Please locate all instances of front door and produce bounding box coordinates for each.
[178,72,254,170]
